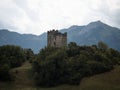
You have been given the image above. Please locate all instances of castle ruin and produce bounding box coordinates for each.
[47,29,67,47]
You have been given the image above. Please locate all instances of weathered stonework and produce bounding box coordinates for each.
[47,29,67,47]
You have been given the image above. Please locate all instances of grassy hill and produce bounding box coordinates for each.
[79,65,120,90]
[0,62,120,90]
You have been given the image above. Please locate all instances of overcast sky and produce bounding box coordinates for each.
[0,0,120,35]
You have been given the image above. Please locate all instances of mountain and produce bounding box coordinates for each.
[60,21,120,51]
[0,21,120,53]
[0,29,47,53]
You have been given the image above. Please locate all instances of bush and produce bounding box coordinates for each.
[0,45,28,81]
[0,64,12,81]
[32,42,120,87]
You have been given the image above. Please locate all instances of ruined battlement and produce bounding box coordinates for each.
[47,29,67,47]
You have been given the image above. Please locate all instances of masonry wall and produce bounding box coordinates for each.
[47,30,67,47]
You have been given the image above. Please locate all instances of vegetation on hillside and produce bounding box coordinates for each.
[0,42,120,88]
[32,42,120,87]
[0,45,32,81]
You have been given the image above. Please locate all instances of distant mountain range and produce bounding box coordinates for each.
[0,21,120,53]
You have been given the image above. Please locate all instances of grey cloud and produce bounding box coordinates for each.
[114,10,120,27]
[0,21,17,30]
[0,0,120,35]
[13,0,40,22]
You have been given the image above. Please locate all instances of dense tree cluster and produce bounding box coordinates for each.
[32,42,120,87]
[0,42,120,86]
[0,45,26,81]
[24,48,34,63]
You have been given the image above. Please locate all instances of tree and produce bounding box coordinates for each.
[67,42,80,57]
[0,45,26,81]
[24,49,34,63]
[98,41,108,50]
[0,64,11,81]
[32,42,120,87]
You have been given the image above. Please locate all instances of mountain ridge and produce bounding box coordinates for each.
[0,21,120,53]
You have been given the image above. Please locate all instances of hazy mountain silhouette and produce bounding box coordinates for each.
[0,21,120,53]
[61,21,120,51]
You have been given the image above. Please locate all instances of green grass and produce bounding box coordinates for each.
[0,62,120,90]
[79,65,120,90]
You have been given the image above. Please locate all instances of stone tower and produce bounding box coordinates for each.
[47,29,67,47]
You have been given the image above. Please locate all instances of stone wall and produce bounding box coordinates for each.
[47,30,67,47]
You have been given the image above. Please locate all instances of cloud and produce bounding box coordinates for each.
[0,0,120,35]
